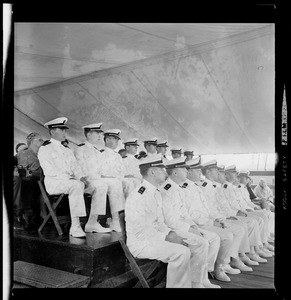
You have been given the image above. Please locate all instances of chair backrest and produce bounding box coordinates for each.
[119,211,127,242]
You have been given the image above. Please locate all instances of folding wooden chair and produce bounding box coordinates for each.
[38,170,70,235]
[118,211,167,288]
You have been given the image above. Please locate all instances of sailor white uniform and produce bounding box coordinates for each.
[236,182,273,246]
[218,181,262,250]
[181,178,234,267]
[74,140,124,215]
[160,174,220,284]
[199,178,245,261]
[237,171,274,240]
[123,153,142,179]
[125,180,192,288]
[156,140,170,162]
[230,183,266,245]
[212,180,255,255]
[38,137,87,218]
[100,130,136,199]
[122,138,143,195]
[170,147,183,159]
[140,138,158,160]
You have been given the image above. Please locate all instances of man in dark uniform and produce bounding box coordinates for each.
[16,132,44,229]
[13,143,28,229]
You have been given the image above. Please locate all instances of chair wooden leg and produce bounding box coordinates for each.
[133,260,162,288]
[38,182,64,235]
[119,239,150,288]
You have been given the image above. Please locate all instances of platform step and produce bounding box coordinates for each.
[91,261,159,288]
[14,261,90,288]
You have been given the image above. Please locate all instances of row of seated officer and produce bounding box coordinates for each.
[13,117,275,289]
[125,154,275,288]
[13,117,196,235]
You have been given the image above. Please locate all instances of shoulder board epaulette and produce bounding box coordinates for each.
[78,143,85,147]
[181,183,188,188]
[202,182,207,187]
[223,184,227,188]
[42,140,51,146]
[164,184,171,190]
[213,184,216,188]
[100,149,105,152]
[138,186,146,194]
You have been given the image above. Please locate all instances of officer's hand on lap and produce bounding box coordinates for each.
[165,231,187,246]
[189,225,203,236]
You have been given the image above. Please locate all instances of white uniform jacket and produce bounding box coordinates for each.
[181,179,213,226]
[74,141,102,180]
[38,138,85,191]
[212,181,238,218]
[199,178,223,220]
[232,184,253,211]
[221,182,242,213]
[99,147,126,178]
[125,179,171,254]
[123,153,142,180]
[236,183,257,210]
[160,178,196,233]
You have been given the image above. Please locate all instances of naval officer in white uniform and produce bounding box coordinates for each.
[237,171,274,253]
[37,117,89,238]
[122,138,143,195]
[140,138,158,160]
[181,157,243,280]
[225,166,273,259]
[74,123,125,233]
[183,150,194,162]
[125,154,193,288]
[160,157,222,288]
[156,140,170,162]
[199,160,255,272]
[170,147,183,159]
[99,129,136,210]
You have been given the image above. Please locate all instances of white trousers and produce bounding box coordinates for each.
[85,180,108,215]
[130,240,192,288]
[234,216,261,248]
[249,209,274,242]
[222,221,245,258]
[100,178,125,214]
[175,230,211,283]
[266,210,275,236]
[44,178,86,218]
[200,225,233,265]
[226,220,250,253]
[247,212,266,244]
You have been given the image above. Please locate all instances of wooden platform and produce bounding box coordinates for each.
[13,224,275,289]
[13,224,129,287]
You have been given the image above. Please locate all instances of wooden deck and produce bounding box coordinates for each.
[12,223,275,289]
[210,255,274,289]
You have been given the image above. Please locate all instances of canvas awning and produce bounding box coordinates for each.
[13,23,275,154]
